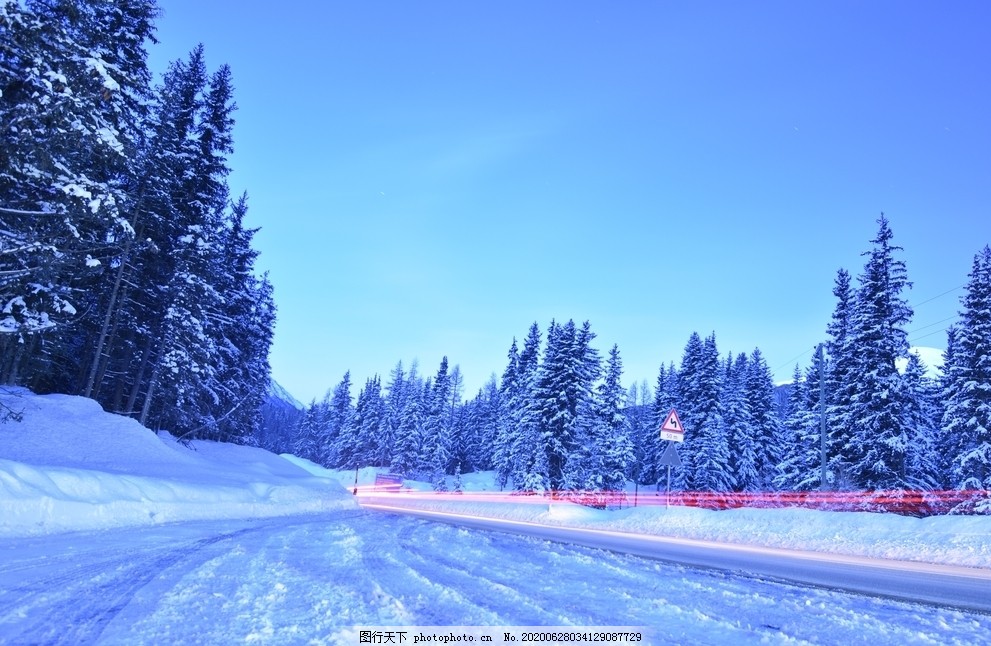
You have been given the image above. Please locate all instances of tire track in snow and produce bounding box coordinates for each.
[0,528,257,645]
[0,512,368,644]
[355,519,505,625]
[389,522,572,625]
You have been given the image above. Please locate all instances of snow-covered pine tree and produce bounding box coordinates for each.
[321,371,354,467]
[534,320,569,489]
[723,352,756,491]
[510,323,547,491]
[774,363,822,491]
[677,333,731,491]
[825,268,858,488]
[492,338,520,489]
[337,376,386,469]
[899,352,940,489]
[937,326,963,485]
[746,348,784,490]
[595,344,632,491]
[941,245,991,490]
[845,215,914,490]
[445,364,468,475]
[422,357,452,490]
[564,322,605,491]
[535,320,600,491]
[626,378,655,489]
[207,193,274,444]
[390,365,424,477]
[291,400,321,464]
[464,375,500,472]
[0,0,156,374]
[674,333,704,489]
[136,46,235,436]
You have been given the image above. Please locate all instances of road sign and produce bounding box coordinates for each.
[660,408,684,442]
[658,443,682,467]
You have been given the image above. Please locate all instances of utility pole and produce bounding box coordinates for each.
[818,344,828,490]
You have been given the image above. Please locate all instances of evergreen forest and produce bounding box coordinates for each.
[1,1,274,442]
[290,216,991,497]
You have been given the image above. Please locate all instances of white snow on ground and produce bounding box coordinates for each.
[2,385,989,570]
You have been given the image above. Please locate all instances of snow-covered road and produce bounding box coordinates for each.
[1,511,989,646]
[362,501,991,613]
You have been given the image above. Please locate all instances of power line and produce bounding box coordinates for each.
[773,346,816,374]
[910,284,965,309]
[907,315,958,335]
[773,284,964,375]
[909,327,953,344]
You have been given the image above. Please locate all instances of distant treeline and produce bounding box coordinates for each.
[287,217,991,495]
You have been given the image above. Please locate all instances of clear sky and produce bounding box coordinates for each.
[147,1,990,404]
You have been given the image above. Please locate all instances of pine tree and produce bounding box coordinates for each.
[292,399,323,464]
[775,364,822,491]
[942,246,991,490]
[825,268,858,487]
[422,358,452,489]
[1,0,156,371]
[845,215,914,490]
[135,46,237,436]
[677,333,731,491]
[337,376,385,469]
[595,344,633,491]
[534,320,597,490]
[492,339,520,489]
[466,375,500,472]
[746,348,784,490]
[723,353,757,491]
[626,378,655,489]
[510,324,547,491]
[445,364,468,474]
[899,353,940,489]
[206,193,274,444]
[324,371,354,467]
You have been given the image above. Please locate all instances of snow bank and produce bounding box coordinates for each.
[0,388,355,537]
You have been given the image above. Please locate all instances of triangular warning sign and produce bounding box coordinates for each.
[660,408,684,442]
[661,409,682,433]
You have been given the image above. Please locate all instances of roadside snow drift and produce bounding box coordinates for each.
[0,387,354,537]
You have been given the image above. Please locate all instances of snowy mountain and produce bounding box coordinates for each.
[256,379,306,454]
[267,378,304,410]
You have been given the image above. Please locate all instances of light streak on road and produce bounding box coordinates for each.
[360,499,991,614]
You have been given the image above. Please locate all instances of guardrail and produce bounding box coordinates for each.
[356,486,991,516]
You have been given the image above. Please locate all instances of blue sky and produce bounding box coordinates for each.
[148,1,989,404]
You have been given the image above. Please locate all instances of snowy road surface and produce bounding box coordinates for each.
[362,501,991,613]
[1,510,989,646]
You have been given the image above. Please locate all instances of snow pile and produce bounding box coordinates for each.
[0,388,355,537]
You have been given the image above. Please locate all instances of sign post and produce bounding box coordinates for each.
[658,409,685,508]
[657,442,683,508]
